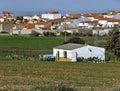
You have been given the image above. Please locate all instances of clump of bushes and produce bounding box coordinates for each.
[64,36,85,44]
[73,32,92,37]
[77,57,104,63]
[43,31,56,37]
[39,55,55,62]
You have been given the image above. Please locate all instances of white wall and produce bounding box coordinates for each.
[78,23,88,27]
[53,45,105,62]
[0,24,3,32]
[0,18,4,22]
[20,29,32,35]
[72,45,105,61]
[98,20,107,25]
[53,48,73,60]
[41,14,61,20]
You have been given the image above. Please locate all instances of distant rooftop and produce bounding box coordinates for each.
[47,11,60,14]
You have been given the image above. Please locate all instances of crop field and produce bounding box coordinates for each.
[0,36,64,49]
[0,35,107,48]
[0,61,120,91]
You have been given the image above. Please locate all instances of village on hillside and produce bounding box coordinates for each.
[0,10,120,36]
[0,10,119,63]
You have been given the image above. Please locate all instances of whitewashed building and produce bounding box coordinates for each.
[41,11,61,20]
[53,43,105,62]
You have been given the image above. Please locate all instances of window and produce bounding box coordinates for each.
[64,51,67,58]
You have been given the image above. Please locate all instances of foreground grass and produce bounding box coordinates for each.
[0,61,120,91]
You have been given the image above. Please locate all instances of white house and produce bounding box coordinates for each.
[41,11,61,20]
[93,28,110,36]
[53,43,105,62]
[0,16,4,22]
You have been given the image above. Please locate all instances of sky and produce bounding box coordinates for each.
[0,0,120,15]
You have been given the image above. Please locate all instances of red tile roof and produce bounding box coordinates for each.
[24,23,35,29]
[50,18,64,22]
[47,11,59,14]
[35,21,47,25]
[44,24,51,29]
[2,11,13,14]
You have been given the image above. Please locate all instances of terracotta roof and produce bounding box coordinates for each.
[24,23,35,29]
[2,11,13,14]
[0,16,3,18]
[67,14,82,18]
[107,19,120,22]
[0,22,4,24]
[89,20,98,24]
[98,18,112,20]
[47,11,59,14]
[50,18,64,22]
[35,21,47,25]
[44,24,51,29]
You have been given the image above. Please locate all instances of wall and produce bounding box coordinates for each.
[72,45,105,61]
[41,14,61,20]
[53,48,72,62]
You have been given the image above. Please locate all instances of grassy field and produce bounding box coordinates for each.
[0,36,64,49]
[0,61,120,91]
[0,35,107,48]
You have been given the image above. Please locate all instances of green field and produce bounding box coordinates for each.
[0,36,64,49]
[0,35,107,48]
[0,61,120,91]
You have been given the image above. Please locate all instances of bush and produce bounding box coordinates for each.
[43,32,56,37]
[64,36,85,44]
[77,57,104,63]
[61,31,72,37]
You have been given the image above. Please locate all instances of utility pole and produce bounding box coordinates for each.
[94,30,98,46]
[64,23,67,42]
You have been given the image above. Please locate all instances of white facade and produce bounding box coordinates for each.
[0,24,3,32]
[103,15,113,18]
[32,15,40,20]
[78,23,89,27]
[23,16,32,20]
[107,22,119,27]
[98,20,107,27]
[0,18,4,22]
[41,13,61,20]
[20,29,32,35]
[53,44,105,62]
[93,29,110,36]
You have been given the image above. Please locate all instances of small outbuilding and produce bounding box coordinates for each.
[53,43,105,62]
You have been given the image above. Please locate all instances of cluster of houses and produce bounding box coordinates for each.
[1,10,119,62]
[0,10,120,36]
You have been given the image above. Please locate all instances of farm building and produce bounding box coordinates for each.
[53,43,105,62]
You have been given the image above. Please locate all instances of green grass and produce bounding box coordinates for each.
[0,36,108,49]
[0,36,64,49]
[0,61,120,90]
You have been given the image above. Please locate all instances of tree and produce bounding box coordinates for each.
[106,25,120,61]
[63,36,85,44]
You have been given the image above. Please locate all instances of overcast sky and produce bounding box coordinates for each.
[0,0,120,14]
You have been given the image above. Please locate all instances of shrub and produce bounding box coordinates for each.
[77,57,104,63]
[43,32,56,37]
[64,36,85,44]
